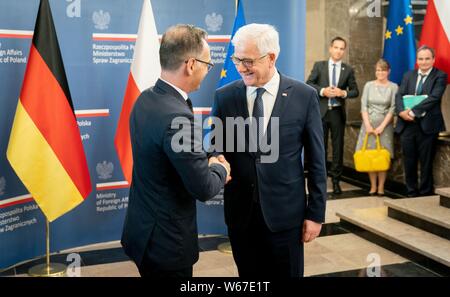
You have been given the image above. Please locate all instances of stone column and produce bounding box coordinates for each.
[324,0,383,122]
[442,87,450,132]
[305,0,327,78]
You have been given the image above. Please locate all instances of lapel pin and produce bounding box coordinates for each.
[282,92,288,97]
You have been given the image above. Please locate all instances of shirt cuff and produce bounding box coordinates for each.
[319,88,325,97]
[342,90,347,98]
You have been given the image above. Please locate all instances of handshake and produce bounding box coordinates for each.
[209,154,232,184]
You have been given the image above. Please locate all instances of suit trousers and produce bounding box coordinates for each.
[322,108,345,182]
[228,200,304,278]
[400,122,438,196]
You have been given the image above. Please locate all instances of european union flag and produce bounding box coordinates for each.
[382,0,416,84]
[217,0,246,88]
[198,0,247,236]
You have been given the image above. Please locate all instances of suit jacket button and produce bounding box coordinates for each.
[255,158,260,163]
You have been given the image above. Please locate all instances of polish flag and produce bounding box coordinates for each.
[114,0,160,184]
[419,0,450,83]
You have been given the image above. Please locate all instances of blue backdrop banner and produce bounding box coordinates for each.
[0,0,306,270]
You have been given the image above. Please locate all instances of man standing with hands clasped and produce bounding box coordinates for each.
[395,45,447,197]
[307,37,359,194]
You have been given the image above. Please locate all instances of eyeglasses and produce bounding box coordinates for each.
[185,58,214,71]
[195,58,214,71]
[231,54,268,68]
[185,58,214,72]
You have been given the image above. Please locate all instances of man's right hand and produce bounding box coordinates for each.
[209,155,232,184]
[399,109,414,121]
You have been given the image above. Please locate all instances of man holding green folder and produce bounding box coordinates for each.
[395,45,448,197]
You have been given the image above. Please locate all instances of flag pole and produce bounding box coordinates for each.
[28,218,66,277]
[217,0,239,256]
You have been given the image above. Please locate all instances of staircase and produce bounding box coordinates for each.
[336,188,450,276]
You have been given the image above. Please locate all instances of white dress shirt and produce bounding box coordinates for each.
[319,59,347,105]
[414,67,432,95]
[246,70,280,134]
[409,68,433,118]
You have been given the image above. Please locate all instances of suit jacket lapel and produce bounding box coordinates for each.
[421,68,436,94]
[264,74,292,148]
[324,61,330,86]
[409,71,418,94]
[233,81,255,157]
[155,79,190,111]
[235,81,249,119]
[337,63,347,87]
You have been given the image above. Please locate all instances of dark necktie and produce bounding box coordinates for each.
[252,88,265,150]
[416,74,426,95]
[186,98,193,113]
[330,63,338,106]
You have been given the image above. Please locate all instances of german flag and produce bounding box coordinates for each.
[6,0,91,222]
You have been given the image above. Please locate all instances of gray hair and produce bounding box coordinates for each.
[159,24,207,71]
[231,23,280,58]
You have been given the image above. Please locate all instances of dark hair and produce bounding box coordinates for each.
[159,24,207,71]
[416,45,435,58]
[330,36,347,48]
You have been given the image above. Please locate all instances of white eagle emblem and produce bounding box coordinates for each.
[0,177,5,196]
[96,161,114,180]
[205,12,223,32]
[92,10,111,30]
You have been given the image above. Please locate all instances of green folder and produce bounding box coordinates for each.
[402,95,428,109]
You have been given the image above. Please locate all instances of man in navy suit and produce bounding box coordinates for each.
[395,45,448,197]
[212,23,327,277]
[121,24,230,278]
[306,37,359,194]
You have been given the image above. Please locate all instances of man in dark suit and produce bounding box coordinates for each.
[121,24,231,278]
[211,23,327,277]
[395,45,448,197]
[306,37,359,194]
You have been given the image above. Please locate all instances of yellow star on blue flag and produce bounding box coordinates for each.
[217,0,246,88]
[382,0,416,84]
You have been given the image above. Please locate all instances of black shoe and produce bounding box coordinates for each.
[333,182,342,195]
[369,191,377,196]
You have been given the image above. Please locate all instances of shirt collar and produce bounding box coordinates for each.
[418,67,433,77]
[329,58,342,67]
[159,78,189,100]
[247,69,280,97]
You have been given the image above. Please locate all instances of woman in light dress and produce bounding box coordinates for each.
[355,59,397,196]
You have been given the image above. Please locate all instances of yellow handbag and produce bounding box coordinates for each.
[353,133,391,172]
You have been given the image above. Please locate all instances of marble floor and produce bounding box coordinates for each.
[1,178,444,277]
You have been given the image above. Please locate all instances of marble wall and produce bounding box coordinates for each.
[306,0,384,122]
[442,87,450,132]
